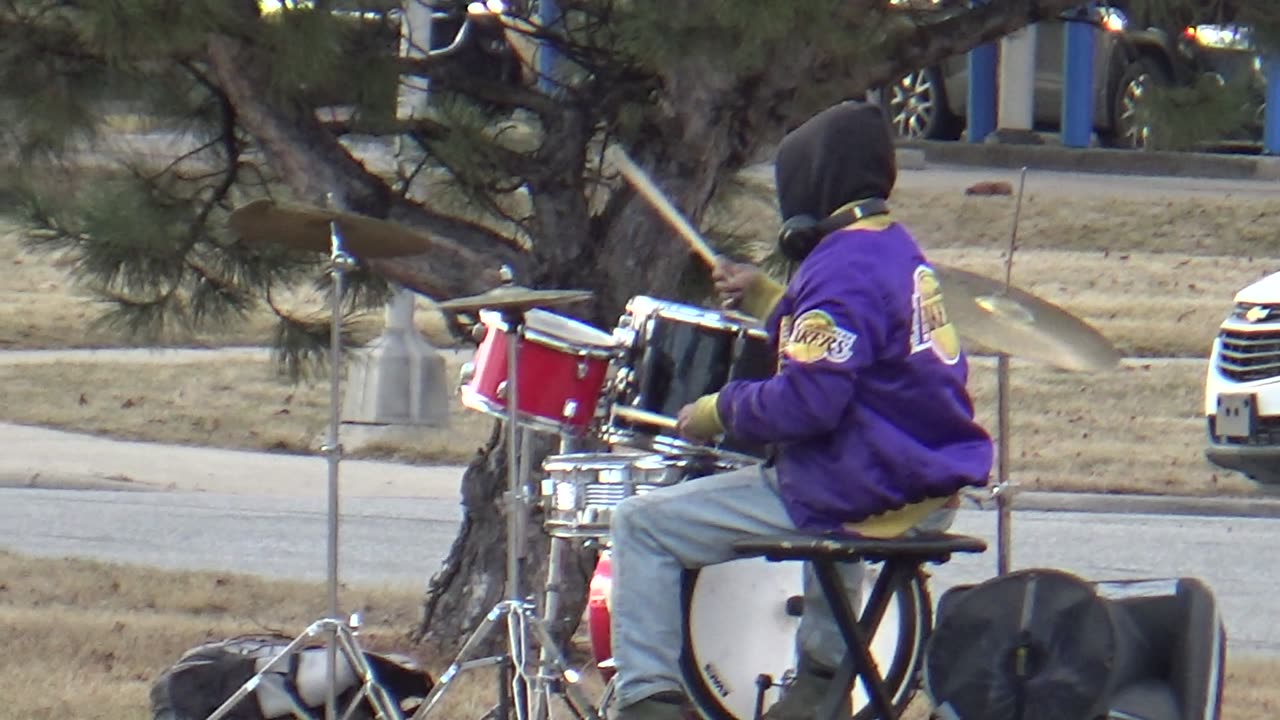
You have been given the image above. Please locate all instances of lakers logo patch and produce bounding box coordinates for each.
[784,310,856,364]
[910,265,960,364]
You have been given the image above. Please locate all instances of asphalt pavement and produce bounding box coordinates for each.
[6,485,1279,656]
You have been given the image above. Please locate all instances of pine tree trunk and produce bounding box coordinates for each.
[412,58,742,658]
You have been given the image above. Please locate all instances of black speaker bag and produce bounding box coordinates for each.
[925,568,1151,720]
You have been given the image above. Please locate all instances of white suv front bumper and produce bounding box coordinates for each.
[1204,321,1280,484]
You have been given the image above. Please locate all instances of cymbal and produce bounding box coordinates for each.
[228,199,435,259]
[934,265,1121,372]
[437,285,593,312]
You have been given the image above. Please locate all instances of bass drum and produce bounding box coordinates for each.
[589,555,930,720]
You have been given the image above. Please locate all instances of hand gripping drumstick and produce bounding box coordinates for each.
[605,145,720,269]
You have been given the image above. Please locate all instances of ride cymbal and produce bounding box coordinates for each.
[437,285,594,312]
[934,265,1121,372]
[228,199,435,259]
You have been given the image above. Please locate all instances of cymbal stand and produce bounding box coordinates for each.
[412,307,600,720]
[994,166,1029,577]
[204,219,405,720]
[530,430,584,720]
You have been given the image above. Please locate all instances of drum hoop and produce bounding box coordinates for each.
[542,452,666,473]
[542,451,718,477]
[627,296,766,336]
[603,422,761,467]
[458,387,586,435]
[480,309,619,358]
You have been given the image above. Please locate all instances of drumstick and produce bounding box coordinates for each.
[605,145,720,269]
[612,406,680,430]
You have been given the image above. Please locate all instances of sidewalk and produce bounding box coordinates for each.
[0,421,466,499]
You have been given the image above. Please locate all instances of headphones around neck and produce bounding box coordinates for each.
[777,197,890,263]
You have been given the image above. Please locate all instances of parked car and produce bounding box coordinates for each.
[1204,271,1280,487]
[886,3,1265,149]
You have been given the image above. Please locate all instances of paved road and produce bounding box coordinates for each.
[1,488,461,586]
[741,161,1280,200]
[4,487,1278,655]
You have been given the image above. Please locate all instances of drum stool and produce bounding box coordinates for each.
[731,533,987,720]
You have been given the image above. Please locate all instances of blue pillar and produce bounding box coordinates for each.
[538,0,560,94]
[967,42,998,143]
[1061,9,1097,148]
[1265,56,1280,155]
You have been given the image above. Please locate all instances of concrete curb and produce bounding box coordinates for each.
[0,472,157,493]
[1008,490,1280,519]
[901,139,1280,181]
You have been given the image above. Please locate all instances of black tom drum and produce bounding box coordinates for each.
[605,296,774,463]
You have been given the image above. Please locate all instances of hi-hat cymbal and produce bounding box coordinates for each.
[437,285,593,312]
[934,265,1121,372]
[228,199,435,259]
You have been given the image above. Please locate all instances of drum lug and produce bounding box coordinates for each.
[577,359,590,380]
[613,367,633,394]
[563,399,579,420]
[784,595,804,617]
[496,380,508,400]
[457,361,475,389]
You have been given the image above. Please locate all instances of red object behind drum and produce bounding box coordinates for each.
[587,551,615,680]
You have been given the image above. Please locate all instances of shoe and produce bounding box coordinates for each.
[611,691,690,720]
[763,658,852,720]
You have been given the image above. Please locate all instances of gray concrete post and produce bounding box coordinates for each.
[341,289,450,430]
[339,1,452,441]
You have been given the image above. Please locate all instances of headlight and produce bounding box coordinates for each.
[1099,8,1126,33]
[1184,24,1253,51]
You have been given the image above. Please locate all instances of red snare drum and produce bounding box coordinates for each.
[460,309,618,435]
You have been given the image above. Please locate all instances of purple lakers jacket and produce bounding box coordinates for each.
[715,222,994,530]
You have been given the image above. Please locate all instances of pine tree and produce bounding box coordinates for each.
[1,0,1256,653]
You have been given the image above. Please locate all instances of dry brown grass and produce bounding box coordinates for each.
[0,549,1274,719]
[965,358,1258,496]
[0,548,510,720]
[0,548,608,720]
[0,357,495,465]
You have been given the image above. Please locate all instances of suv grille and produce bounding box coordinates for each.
[1217,327,1280,382]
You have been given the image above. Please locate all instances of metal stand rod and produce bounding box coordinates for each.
[205,219,405,720]
[532,535,567,720]
[506,315,525,608]
[996,353,1013,576]
[324,219,348,720]
[412,301,599,720]
[533,431,577,720]
[994,167,1027,578]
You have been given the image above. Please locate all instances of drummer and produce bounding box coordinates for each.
[606,101,994,720]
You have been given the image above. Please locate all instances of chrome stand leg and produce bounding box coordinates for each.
[204,216,405,720]
[995,352,1013,576]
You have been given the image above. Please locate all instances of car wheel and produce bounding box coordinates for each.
[1109,56,1170,150]
[887,67,959,140]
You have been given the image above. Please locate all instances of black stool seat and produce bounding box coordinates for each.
[732,532,986,565]
[731,532,987,720]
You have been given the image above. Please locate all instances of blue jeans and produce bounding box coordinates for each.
[607,463,954,709]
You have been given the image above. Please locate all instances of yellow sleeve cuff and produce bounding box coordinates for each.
[739,273,786,320]
[687,393,725,438]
